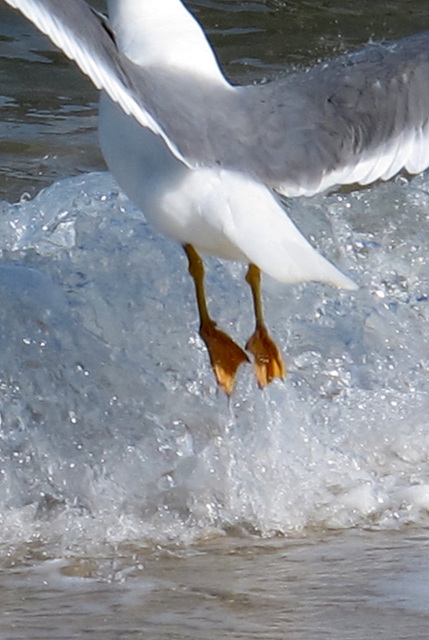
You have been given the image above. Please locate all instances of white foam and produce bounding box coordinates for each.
[1,171,429,553]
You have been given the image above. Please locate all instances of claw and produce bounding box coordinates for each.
[246,324,285,389]
[200,318,249,395]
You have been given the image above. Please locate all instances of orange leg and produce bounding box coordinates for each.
[184,244,249,395]
[245,264,285,388]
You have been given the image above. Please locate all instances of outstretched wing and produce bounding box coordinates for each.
[236,33,429,197]
[120,30,429,196]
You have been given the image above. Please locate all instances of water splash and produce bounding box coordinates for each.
[1,171,429,556]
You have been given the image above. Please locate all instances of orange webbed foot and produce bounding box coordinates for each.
[246,324,285,389]
[200,319,249,395]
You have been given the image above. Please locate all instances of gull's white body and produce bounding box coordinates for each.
[99,97,247,262]
[100,0,355,287]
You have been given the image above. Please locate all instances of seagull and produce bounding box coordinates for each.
[3,0,429,394]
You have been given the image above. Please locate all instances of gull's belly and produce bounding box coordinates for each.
[99,94,247,261]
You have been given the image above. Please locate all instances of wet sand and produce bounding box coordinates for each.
[3,530,429,639]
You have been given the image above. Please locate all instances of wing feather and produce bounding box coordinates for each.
[3,0,189,164]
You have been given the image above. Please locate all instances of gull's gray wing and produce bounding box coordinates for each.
[238,32,429,196]
[126,31,429,197]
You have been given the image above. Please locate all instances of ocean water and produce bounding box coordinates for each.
[1,1,429,638]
